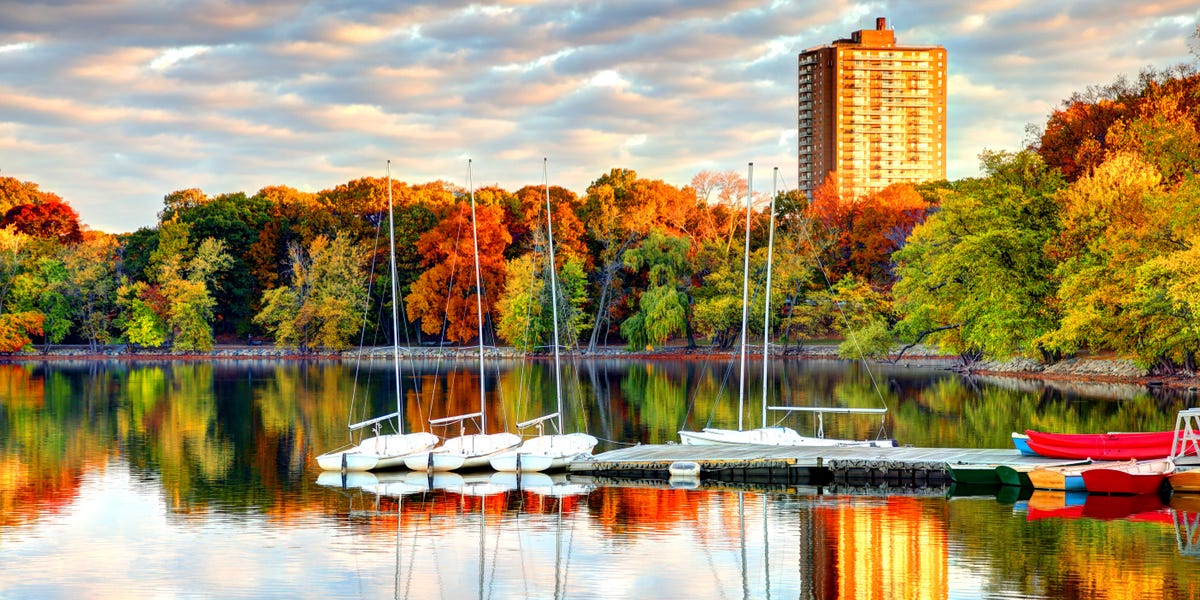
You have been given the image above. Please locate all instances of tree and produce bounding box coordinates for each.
[0,227,29,315]
[405,201,511,344]
[0,311,44,352]
[891,150,1066,360]
[496,251,591,352]
[1,200,84,245]
[166,237,233,351]
[117,280,167,347]
[169,191,272,336]
[0,176,63,215]
[7,257,71,345]
[254,232,368,351]
[62,233,121,350]
[1039,151,1200,367]
[619,228,691,349]
[117,221,231,351]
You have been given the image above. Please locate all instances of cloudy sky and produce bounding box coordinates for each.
[1,1,1197,232]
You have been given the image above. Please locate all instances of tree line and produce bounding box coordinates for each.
[1,64,1198,371]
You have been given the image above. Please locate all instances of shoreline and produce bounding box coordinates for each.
[4,343,1198,390]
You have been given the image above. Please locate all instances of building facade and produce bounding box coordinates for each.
[797,17,947,200]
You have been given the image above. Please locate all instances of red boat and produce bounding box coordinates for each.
[1024,429,1180,460]
[1080,459,1175,495]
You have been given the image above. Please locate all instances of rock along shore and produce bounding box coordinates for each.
[3,343,1195,389]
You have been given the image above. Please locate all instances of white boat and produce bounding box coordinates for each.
[316,161,439,471]
[678,426,894,447]
[404,160,521,472]
[679,165,894,447]
[491,159,598,473]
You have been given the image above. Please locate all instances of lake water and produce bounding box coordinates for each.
[1,358,1199,599]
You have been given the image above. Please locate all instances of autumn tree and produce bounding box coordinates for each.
[0,227,29,315]
[117,220,232,351]
[6,257,71,346]
[579,169,639,350]
[405,200,511,344]
[0,176,63,215]
[1037,66,1200,182]
[1039,150,1200,368]
[0,311,44,353]
[254,232,368,351]
[1,200,84,245]
[495,252,589,352]
[62,233,121,350]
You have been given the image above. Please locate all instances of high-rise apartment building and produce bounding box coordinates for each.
[797,17,947,200]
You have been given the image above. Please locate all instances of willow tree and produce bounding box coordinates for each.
[619,228,691,350]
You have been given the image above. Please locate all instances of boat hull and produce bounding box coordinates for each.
[316,432,439,472]
[1012,433,1037,456]
[948,464,1001,485]
[1169,468,1200,493]
[404,432,522,471]
[995,465,1033,488]
[1025,430,1177,460]
[316,450,379,472]
[489,433,597,472]
[1028,461,1127,491]
[1081,459,1174,495]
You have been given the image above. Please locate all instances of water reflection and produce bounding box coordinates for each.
[2,360,1200,598]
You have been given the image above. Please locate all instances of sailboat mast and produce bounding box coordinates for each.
[469,160,487,433]
[387,160,404,435]
[761,167,777,429]
[738,162,753,431]
[544,158,564,433]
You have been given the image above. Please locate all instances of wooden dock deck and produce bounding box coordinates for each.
[568,443,1074,488]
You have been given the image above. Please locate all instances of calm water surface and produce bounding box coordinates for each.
[1,358,1199,599]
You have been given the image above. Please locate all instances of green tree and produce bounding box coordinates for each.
[8,257,72,345]
[254,232,367,351]
[117,221,231,351]
[62,234,121,349]
[170,191,273,336]
[166,237,233,352]
[891,150,1066,360]
[117,280,167,347]
[497,252,590,352]
[619,228,691,349]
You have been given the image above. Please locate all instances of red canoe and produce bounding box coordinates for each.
[1080,459,1175,495]
[1024,430,1180,460]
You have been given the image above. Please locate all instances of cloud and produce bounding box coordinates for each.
[0,0,1196,232]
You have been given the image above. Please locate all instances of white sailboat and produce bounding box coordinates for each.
[404,160,521,471]
[316,161,438,471]
[679,165,894,447]
[490,159,598,473]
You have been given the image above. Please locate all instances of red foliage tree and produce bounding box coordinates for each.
[1,200,84,244]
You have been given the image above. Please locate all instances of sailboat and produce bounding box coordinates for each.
[316,161,439,471]
[404,160,521,471]
[490,159,598,473]
[679,165,894,447]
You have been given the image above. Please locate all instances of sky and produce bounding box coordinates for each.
[1,1,1198,233]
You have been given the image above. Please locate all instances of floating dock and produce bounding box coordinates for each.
[568,444,1074,488]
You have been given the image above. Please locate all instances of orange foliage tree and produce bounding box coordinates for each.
[405,201,512,344]
[0,311,44,352]
[807,175,930,289]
